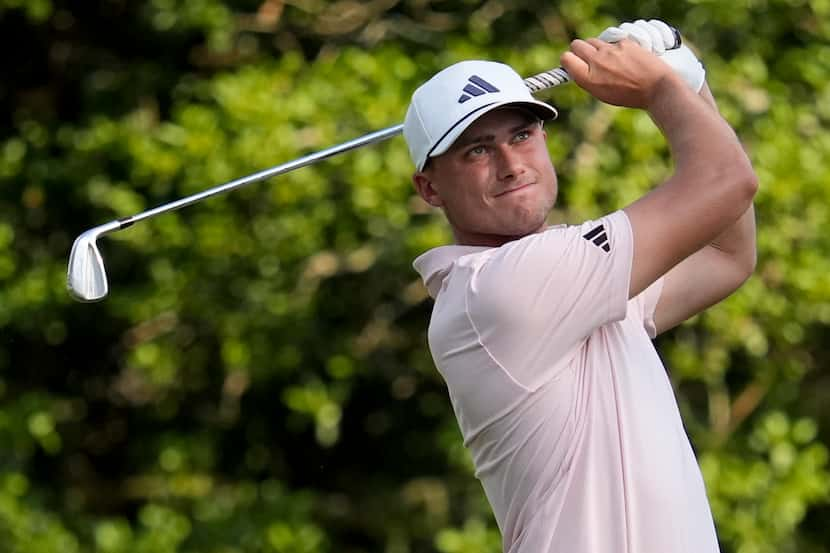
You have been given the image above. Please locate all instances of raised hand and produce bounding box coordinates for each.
[559,37,683,109]
[600,19,706,92]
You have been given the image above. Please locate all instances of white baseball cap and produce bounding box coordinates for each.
[403,60,558,171]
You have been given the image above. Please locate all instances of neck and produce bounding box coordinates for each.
[452,223,549,247]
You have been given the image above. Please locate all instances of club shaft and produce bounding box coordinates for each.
[124,124,405,227]
[115,66,571,229]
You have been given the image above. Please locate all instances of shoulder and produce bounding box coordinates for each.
[477,211,632,283]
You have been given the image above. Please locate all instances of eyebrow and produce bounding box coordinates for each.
[454,119,540,149]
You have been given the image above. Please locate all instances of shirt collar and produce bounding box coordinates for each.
[413,244,491,298]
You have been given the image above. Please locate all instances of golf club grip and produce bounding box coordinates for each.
[523,67,571,92]
[522,25,682,93]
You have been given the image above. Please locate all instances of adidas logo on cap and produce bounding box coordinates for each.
[458,76,500,103]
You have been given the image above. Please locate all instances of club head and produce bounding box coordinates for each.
[67,227,111,302]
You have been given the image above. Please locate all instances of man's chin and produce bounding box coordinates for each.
[509,208,552,235]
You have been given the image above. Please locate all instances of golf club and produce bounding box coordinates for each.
[68,32,681,302]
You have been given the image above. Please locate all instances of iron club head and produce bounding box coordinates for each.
[67,221,123,302]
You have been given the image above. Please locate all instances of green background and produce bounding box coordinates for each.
[1,1,829,551]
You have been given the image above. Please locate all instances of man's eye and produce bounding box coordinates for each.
[514,130,531,141]
[467,145,486,156]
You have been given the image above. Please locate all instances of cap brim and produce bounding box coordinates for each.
[424,100,558,167]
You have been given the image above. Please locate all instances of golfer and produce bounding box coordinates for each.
[405,20,757,553]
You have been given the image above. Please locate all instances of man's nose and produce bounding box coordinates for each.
[495,145,524,180]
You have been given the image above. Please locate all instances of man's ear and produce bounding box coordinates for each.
[413,172,444,208]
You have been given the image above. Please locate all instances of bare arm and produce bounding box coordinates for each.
[649,83,756,333]
[561,39,758,303]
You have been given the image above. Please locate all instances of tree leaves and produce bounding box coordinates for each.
[1,1,828,551]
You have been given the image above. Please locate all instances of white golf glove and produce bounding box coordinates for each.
[599,19,706,92]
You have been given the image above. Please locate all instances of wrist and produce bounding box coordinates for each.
[646,71,700,121]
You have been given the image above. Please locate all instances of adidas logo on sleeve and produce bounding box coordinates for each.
[583,224,611,252]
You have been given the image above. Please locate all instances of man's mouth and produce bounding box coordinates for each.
[494,182,534,197]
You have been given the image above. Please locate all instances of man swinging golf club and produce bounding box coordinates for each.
[407,19,757,552]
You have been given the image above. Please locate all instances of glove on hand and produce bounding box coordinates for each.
[599,19,706,92]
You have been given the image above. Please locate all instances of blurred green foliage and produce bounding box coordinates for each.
[0,0,829,551]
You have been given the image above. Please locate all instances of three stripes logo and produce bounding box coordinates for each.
[458,75,500,103]
[583,224,611,253]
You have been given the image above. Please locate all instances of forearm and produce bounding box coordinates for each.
[696,82,758,275]
[647,77,755,213]
[621,73,758,295]
[633,74,757,252]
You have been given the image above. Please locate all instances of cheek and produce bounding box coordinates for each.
[539,156,557,187]
[446,169,490,202]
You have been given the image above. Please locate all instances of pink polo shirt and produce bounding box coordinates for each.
[413,210,719,553]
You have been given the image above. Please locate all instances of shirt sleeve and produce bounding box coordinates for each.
[636,277,665,339]
[465,210,634,390]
